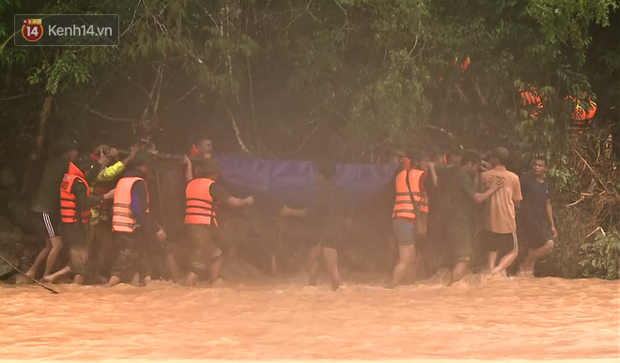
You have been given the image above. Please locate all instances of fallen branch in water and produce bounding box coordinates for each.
[0,254,59,294]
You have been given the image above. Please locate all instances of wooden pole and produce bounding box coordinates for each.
[0,254,59,294]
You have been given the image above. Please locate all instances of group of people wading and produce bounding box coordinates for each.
[22,135,558,290]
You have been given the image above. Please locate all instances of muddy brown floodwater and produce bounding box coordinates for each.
[0,273,618,362]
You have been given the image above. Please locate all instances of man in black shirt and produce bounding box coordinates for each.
[281,160,350,291]
[519,156,557,275]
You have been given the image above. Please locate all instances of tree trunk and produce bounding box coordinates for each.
[19,95,53,198]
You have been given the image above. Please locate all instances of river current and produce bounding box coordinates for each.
[0,272,618,361]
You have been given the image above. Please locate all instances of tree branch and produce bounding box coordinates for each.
[82,105,136,123]
[162,83,199,112]
[221,93,251,156]
[0,93,30,101]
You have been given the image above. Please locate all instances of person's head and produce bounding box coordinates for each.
[56,138,79,160]
[446,148,462,166]
[429,150,444,165]
[196,158,221,181]
[531,156,547,177]
[316,159,336,184]
[490,147,509,167]
[460,150,482,177]
[132,150,154,173]
[74,155,98,178]
[388,148,405,166]
[580,89,589,99]
[194,137,213,158]
[413,151,430,171]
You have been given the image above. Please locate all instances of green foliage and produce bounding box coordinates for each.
[27,51,91,95]
[580,231,620,280]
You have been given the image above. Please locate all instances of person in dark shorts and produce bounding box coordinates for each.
[518,156,556,275]
[280,159,350,291]
[480,147,523,276]
[44,156,114,284]
[429,150,503,284]
[27,138,80,280]
[180,157,255,286]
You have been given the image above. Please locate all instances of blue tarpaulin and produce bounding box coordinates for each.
[213,155,398,207]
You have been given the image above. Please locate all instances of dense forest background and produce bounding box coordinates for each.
[0,0,619,279]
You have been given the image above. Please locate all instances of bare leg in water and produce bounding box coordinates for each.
[41,236,63,282]
[130,272,140,286]
[387,239,398,275]
[323,246,342,291]
[520,240,554,273]
[26,238,52,278]
[487,251,498,272]
[307,243,322,286]
[209,256,223,285]
[44,265,71,283]
[107,275,121,287]
[449,260,469,286]
[491,247,519,275]
[391,244,415,288]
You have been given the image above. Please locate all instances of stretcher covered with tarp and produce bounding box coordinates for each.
[213,155,398,208]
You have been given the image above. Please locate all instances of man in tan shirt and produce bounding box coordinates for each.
[480,147,522,276]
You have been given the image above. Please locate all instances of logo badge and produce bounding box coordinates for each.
[22,19,43,42]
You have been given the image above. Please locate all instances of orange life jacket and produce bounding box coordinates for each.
[60,162,92,224]
[392,169,428,220]
[452,55,470,91]
[184,178,218,226]
[519,88,544,118]
[567,96,597,133]
[111,177,149,233]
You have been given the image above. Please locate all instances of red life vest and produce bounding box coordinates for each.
[111,177,149,233]
[392,169,428,220]
[60,162,92,224]
[184,178,218,226]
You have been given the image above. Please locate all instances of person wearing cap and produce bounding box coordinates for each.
[180,158,254,286]
[27,139,80,280]
[108,150,165,287]
[480,147,522,276]
[43,155,115,284]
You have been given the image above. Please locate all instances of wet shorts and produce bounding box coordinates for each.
[33,212,61,239]
[444,220,473,262]
[60,224,93,276]
[185,224,222,275]
[392,219,415,246]
[111,231,149,281]
[481,230,518,254]
[521,219,551,250]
